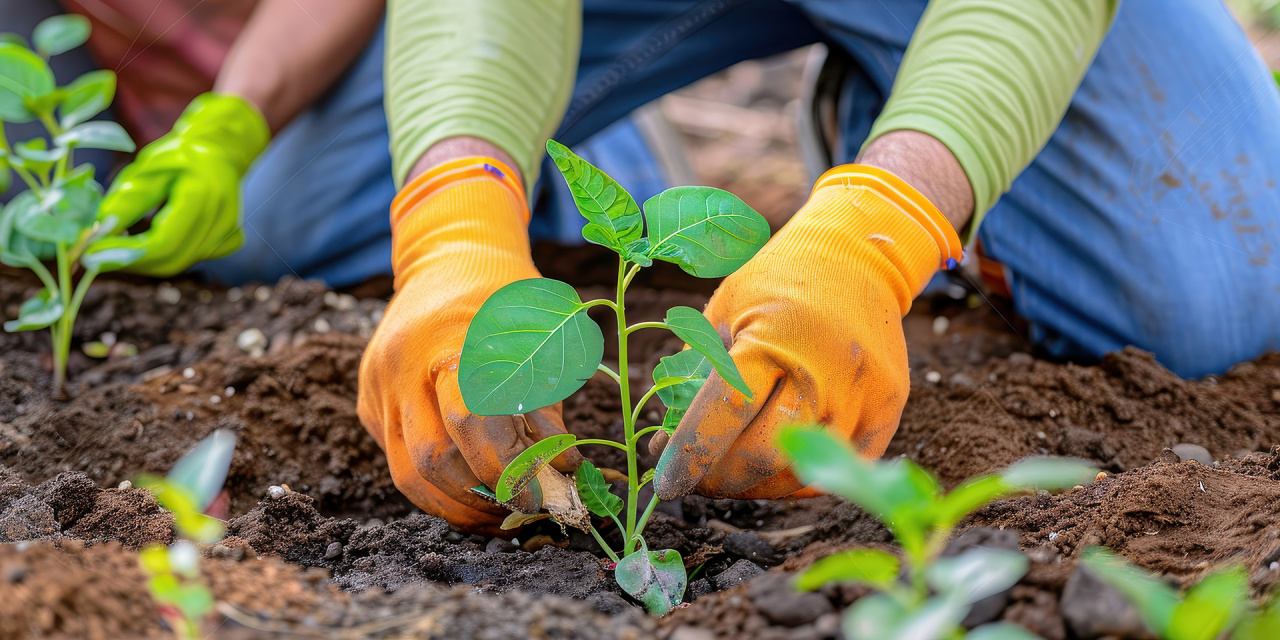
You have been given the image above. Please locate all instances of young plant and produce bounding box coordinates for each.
[138,430,237,640]
[457,139,771,615]
[1082,547,1278,640]
[777,425,1098,639]
[0,15,139,394]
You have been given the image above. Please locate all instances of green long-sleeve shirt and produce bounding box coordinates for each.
[385,0,1118,233]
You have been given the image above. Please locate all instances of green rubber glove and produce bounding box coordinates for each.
[85,93,270,277]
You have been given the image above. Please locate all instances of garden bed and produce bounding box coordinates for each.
[1,246,1278,639]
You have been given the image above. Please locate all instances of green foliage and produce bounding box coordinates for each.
[459,139,770,615]
[778,424,1098,639]
[137,430,237,640]
[0,15,137,394]
[460,278,604,416]
[1081,547,1271,640]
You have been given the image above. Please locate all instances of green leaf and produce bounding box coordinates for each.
[81,246,143,272]
[1081,547,1178,636]
[545,139,645,259]
[4,287,63,332]
[927,548,1028,605]
[1169,567,1248,640]
[935,475,1007,530]
[59,70,115,128]
[663,306,750,399]
[167,429,237,512]
[14,137,64,164]
[495,433,577,503]
[843,593,911,640]
[56,121,135,152]
[615,548,687,616]
[653,348,711,411]
[642,185,770,278]
[0,34,29,49]
[138,544,171,575]
[0,192,54,260]
[16,195,81,245]
[964,623,1042,640]
[32,15,91,58]
[171,584,215,620]
[794,548,899,591]
[0,43,55,123]
[1000,457,1098,491]
[460,278,605,416]
[0,154,10,193]
[660,407,683,434]
[575,460,622,518]
[1234,594,1280,640]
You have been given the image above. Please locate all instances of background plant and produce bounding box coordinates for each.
[777,425,1098,639]
[0,14,140,394]
[1082,547,1279,640]
[138,430,237,640]
[458,139,771,615]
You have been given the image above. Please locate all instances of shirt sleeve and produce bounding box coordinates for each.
[864,0,1119,237]
[384,0,581,188]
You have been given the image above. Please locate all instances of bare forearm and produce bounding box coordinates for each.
[857,130,973,236]
[215,0,385,133]
[407,136,522,186]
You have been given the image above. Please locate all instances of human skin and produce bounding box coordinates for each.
[213,0,386,134]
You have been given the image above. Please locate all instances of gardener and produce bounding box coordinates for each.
[353,0,1280,532]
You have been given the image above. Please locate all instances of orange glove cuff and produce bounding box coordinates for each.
[391,157,527,228]
[813,164,964,271]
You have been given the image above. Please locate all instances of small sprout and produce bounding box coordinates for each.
[0,15,138,394]
[777,424,1097,639]
[458,140,770,615]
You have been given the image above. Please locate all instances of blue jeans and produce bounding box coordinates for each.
[544,0,1280,378]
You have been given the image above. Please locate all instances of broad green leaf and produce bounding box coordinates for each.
[460,278,605,415]
[1000,457,1097,491]
[495,433,577,503]
[16,195,81,244]
[81,246,143,272]
[545,139,644,259]
[660,407,683,434]
[653,348,711,411]
[1081,547,1178,636]
[575,460,622,518]
[138,544,170,574]
[1234,595,1280,640]
[965,623,1042,640]
[935,475,1007,529]
[1169,567,1248,640]
[59,70,115,128]
[642,185,769,278]
[0,192,54,260]
[927,548,1028,605]
[843,593,911,640]
[891,595,969,640]
[795,548,899,591]
[4,287,63,332]
[56,121,135,152]
[166,429,237,511]
[0,43,55,122]
[615,548,687,616]
[171,584,215,619]
[33,15,90,58]
[0,34,29,48]
[14,137,64,164]
[663,306,750,399]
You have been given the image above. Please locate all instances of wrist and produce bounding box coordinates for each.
[856,130,973,235]
[408,137,524,187]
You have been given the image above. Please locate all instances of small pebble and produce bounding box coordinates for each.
[117,480,132,490]
[227,287,243,302]
[267,485,286,499]
[925,371,942,383]
[182,368,195,379]
[485,537,518,554]
[324,542,343,560]
[225,387,236,397]
[210,395,221,404]
[197,290,213,304]
[1008,352,1034,365]
[254,286,271,302]
[1095,471,1108,482]
[177,383,197,394]
[932,316,950,336]
[1172,443,1213,465]
[156,283,181,305]
[100,331,117,347]
[184,411,193,421]
[237,329,268,356]
[313,318,331,333]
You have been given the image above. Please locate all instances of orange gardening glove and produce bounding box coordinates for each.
[653,165,963,500]
[358,157,583,533]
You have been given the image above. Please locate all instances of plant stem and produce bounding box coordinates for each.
[615,256,640,555]
[628,425,664,448]
[574,438,630,451]
[630,384,662,425]
[51,245,73,396]
[623,321,668,336]
[596,363,621,384]
[589,525,620,563]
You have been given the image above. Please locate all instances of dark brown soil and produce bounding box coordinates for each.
[1,250,1279,638]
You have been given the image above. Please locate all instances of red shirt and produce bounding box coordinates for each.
[59,0,257,144]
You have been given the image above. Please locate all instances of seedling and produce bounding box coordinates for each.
[0,15,139,394]
[777,425,1098,639]
[1082,547,1279,640]
[138,430,237,639]
[457,139,771,615]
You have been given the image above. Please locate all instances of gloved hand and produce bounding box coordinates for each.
[653,164,962,500]
[84,93,269,277]
[357,157,583,533]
